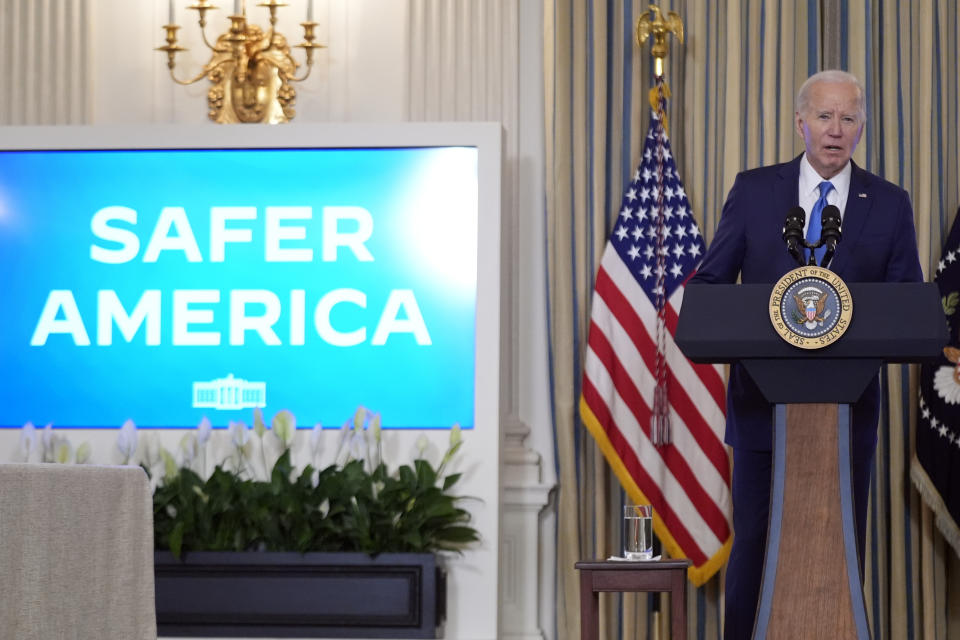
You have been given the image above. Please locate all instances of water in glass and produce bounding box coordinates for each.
[623,504,653,560]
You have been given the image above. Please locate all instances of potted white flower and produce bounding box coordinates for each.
[148,407,476,638]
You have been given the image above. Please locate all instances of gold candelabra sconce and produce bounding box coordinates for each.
[156,1,325,124]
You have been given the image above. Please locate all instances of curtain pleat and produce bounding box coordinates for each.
[0,0,88,125]
[545,1,960,638]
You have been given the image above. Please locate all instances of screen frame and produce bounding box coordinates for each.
[0,122,504,639]
[0,122,502,435]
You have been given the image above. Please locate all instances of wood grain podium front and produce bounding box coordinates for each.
[575,559,690,640]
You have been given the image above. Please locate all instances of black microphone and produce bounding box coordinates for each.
[819,204,842,269]
[782,206,806,267]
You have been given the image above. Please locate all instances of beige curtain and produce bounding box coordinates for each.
[843,4,960,638]
[544,1,960,638]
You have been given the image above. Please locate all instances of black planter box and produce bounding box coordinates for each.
[154,551,444,638]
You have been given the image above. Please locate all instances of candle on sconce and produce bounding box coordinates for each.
[168,0,175,24]
[234,0,242,15]
[307,0,314,22]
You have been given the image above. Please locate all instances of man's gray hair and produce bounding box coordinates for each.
[796,69,866,122]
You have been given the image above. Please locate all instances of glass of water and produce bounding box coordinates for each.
[623,504,654,560]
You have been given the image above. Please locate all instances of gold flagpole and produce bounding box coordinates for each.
[636,8,687,638]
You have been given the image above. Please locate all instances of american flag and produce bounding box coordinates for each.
[579,81,733,585]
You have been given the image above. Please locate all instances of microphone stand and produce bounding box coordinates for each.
[820,244,837,269]
[786,240,805,267]
[805,241,820,266]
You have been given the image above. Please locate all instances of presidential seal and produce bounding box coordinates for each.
[769,266,853,349]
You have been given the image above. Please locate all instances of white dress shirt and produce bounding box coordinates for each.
[798,153,852,238]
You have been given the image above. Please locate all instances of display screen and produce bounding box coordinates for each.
[0,145,479,429]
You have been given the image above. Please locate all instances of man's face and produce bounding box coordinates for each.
[795,80,864,179]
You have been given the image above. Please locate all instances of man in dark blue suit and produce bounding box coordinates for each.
[689,70,923,640]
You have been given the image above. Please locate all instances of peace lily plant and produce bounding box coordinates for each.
[18,421,92,465]
[14,408,479,559]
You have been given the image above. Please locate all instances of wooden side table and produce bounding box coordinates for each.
[575,559,690,640]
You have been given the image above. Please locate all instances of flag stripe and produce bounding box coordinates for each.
[603,251,727,431]
[604,249,727,412]
[587,288,730,509]
[585,300,731,545]
[582,374,711,566]
[595,262,730,480]
[585,295,732,526]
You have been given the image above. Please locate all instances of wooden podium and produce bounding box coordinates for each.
[676,282,946,640]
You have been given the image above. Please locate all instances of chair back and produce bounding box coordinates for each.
[0,463,156,640]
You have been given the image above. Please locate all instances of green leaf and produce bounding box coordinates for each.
[442,473,462,491]
[170,521,184,559]
[161,448,178,479]
[944,291,959,316]
[436,525,480,543]
[414,459,437,487]
[398,465,416,486]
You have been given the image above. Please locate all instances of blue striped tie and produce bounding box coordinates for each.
[806,181,834,264]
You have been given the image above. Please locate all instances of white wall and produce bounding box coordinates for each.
[0,1,554,638]
[88,0,409,125]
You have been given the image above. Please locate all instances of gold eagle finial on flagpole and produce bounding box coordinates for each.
[635,5,684,78]
[636,5,684,131]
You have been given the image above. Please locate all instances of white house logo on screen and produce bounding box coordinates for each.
[192,373,266,410]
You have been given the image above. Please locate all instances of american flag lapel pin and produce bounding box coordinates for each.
[858,192,867,198]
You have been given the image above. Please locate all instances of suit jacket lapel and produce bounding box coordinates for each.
[775,156,801,213]
[829,161,873,275]
[774,156,802,273]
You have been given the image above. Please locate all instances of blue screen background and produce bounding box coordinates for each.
[0,147,478,429]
